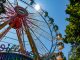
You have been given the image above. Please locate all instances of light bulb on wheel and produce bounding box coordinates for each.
[34,4,41,11]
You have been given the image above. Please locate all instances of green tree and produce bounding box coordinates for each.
[64,0,80,59]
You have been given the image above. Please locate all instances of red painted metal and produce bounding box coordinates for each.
[9,6,28,29]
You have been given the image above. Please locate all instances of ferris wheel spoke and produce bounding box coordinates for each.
[20,0,33,8]
[4,35,28,43]
[4,5,15,12]
[0,17,9,19]
[0,20,9,30]
[37,13,54,53]
[38,12,53,35]
[29,24,51,41]
[8,30,28,43]
[14,0,18,6]
[27,18,48,28]
[27,17,45,23]
[21,27,26,50]
[4,36,18,41]
[0,40,17,45]
[26,20,50,35]
[0,26,11,40]
[16,29,26,54]
[30,28,51,42]
[29,28,50,53]
[29,13,36,15]
[7,0,15,9]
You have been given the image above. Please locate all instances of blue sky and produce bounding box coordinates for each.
[35,0,69,35]
[35,0,71,60]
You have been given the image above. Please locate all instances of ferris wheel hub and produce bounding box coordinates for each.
[9,6,28,29]
[14,6,28,17]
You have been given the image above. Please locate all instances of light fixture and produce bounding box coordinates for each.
[34,4,41,11]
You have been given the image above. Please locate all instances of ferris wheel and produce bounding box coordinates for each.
[0,0,64,60]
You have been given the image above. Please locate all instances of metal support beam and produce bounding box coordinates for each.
[0,21,9,30]
[0,26,11,40]
[23,21,41,60]
[16,29,26,54]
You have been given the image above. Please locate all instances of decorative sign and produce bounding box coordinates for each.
[0,44,20,52]
[0,53,33,60]
[0,44,35,58]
